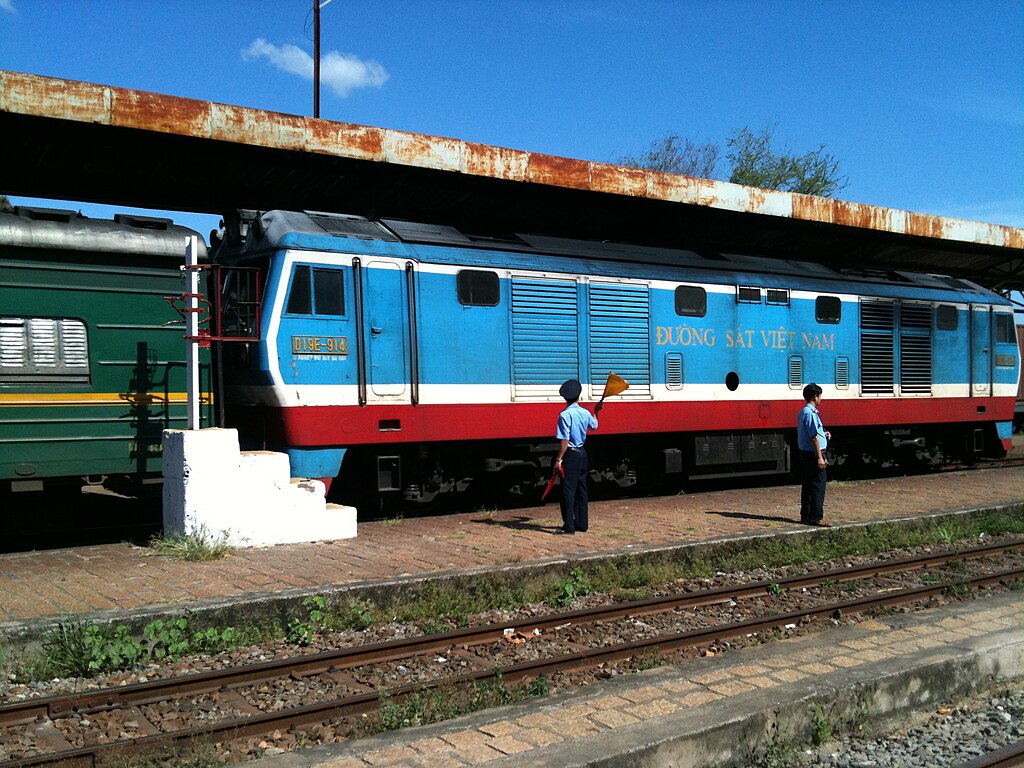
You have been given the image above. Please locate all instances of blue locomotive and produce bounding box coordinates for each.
[213,209,1019,508]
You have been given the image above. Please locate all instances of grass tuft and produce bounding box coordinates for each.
[150,525,232,561]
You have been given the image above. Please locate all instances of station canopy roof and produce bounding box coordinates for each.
[2,70,1022,292]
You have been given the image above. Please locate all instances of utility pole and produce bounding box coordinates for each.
[313,0,321,118]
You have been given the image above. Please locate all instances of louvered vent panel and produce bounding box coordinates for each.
[0,319,27,368]
[900,336,932,394]
[861,335,894,394]
[766,288,789,306]
[589,283,651,398]
[788,355,803,388]
[860,301,895,395]
[665,353,683,390]
[900,304,932,329]
[511,278,578,399]
[28,319,59,367]
[835,357,849,389]
[861,301,896,330]
[60,320,89,368]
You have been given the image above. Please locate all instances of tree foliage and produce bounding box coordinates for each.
[726,125,847,197]
[618,124,847,197]
[0,195,11,213]
[618,135,721,180]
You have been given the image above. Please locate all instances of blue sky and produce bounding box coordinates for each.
[1,0,1022,240]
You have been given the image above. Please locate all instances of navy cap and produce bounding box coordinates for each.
[559,379,582,401]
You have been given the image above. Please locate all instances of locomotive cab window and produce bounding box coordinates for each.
[674,286,706,317]
[457,270,500,307]
[285,265,345,316]
[995,313,1015,344]
[936,304,958,331]
[816,296,841,324]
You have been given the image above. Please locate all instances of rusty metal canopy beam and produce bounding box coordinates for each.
[2,70,1023,291]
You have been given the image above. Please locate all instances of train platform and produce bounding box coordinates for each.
[1,462,1022,630]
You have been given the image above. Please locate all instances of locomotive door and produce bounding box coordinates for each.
[970,305,992,396]
[363,260,411,401]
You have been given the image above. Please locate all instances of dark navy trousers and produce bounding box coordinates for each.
[560,447,589,533]
[799,450,827,523]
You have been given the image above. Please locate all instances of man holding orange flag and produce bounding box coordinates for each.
[549,373,629,534]
[553,378,599,535]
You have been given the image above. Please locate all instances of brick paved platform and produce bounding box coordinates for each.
[1,464,1022,625]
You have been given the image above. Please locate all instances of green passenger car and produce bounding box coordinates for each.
[0,207,214,493]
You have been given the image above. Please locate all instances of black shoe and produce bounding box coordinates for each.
[554,529,575,535]
[802,519,831,527]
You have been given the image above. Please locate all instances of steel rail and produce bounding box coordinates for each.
[954,740,1024,768]
[1,557,1022,767]
[4,564,1022,768]
[1,538,1020,730]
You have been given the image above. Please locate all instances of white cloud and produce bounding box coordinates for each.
[243,39,388,98]
[0,0,16,13]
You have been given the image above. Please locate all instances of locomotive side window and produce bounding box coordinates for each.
[285,265,345,316]
[766,288,790,306]
[674,286,706,317]
[995,313,1015,343]
[457,270,499,307]
[816,296,841,324]
[0,317,90,384]
[936,304,958,331]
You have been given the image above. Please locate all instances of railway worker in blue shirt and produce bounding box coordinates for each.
[553,379,600,534]
[797,383,832,527]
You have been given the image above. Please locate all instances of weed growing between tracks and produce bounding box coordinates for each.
[359,671,551,737]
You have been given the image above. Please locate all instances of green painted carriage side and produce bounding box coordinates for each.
[0,243,213,485]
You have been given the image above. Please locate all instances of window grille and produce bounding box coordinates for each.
[0,317,90,383]
[766,288,789,306]
[737,286,761,304]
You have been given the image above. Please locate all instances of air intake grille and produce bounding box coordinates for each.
[665,353,683,390]
[861,301,895,395]
[788,355,803,389]
[589,283,651,398]
[899,303,932,394]
[835,357,849,389]
[510,278,578,399]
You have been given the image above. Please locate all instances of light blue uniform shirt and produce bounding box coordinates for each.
[797,403,828,452]
[556,402,598,447]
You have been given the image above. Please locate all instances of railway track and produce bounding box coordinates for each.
[956,740,1024,768]
[2,539,1022,767]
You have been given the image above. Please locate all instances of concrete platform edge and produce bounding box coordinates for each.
[2,501,1020,657]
